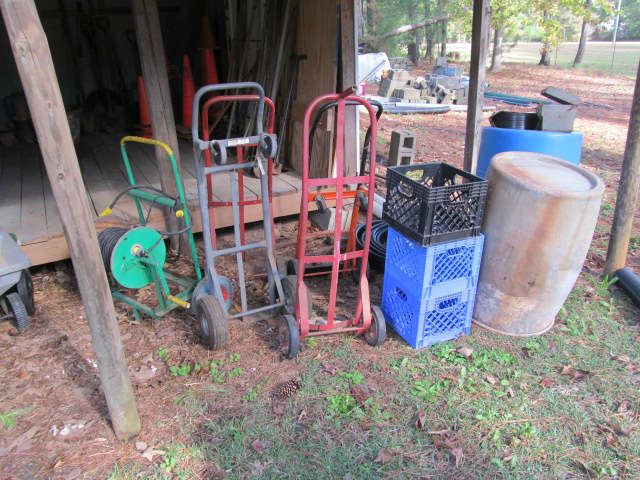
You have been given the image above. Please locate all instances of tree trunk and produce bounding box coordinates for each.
[440,19,447,56]
[539,43,552,65]
[573,17,589,66]
[365,0,376,39]
[490,27,503,72]
[408,1,420,61]
[424,0,434,59]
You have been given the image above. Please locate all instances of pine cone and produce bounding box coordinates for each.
[272,377,302,399]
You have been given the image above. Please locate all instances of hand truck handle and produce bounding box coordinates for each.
[191,82,266,143]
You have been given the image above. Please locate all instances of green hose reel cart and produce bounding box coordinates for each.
[97,136,229,349]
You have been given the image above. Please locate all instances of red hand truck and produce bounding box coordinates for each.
[201,95,277,249]
[274,89,386,358]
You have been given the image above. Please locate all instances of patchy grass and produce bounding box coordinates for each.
[105,272,639,479]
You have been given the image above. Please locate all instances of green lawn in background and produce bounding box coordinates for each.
[448,41,639,77]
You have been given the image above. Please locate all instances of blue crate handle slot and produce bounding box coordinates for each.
[437,294,462,311]
[394,287,408,302]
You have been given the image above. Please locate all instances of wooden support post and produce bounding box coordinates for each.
[604,61,640,277]
[340,0,358,177]
[132,0,182,248]
[0,0,140,439]
[463,0,490,174]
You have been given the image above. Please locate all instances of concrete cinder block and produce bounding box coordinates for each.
[391,88,421,102]
[378,78,410,97]
[389,130,417,166]
[388,69,413,81]
[435,76,461,90]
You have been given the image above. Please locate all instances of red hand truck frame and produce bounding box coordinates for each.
[201,95,276,249]
[277,89,386,357]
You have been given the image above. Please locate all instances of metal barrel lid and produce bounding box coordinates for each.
[490,151,603,198]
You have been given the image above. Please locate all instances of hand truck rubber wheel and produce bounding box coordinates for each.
[350,258,371,284]
[17,270,35,316]
[5,292,30,333]
[363,305,386,347]
[269,275,312,317]
[196,295,229,350]
[278,314,300,359]
[192,277,233,314]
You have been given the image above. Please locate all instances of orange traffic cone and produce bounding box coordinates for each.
[137,76,151,138]
[201,48,219,85]
[182,54,195,129]
[201,16,215,49]
[200,16,219,85]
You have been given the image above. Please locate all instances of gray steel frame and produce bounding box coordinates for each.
[191,82,285,319]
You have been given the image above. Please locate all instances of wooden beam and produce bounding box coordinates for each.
[0,0,140,439]
[463,0,490,174]
[605,60,640,276]
[340,0,358,177]
[132,0,182,247]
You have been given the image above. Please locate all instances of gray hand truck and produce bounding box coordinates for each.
[191,82,296,353]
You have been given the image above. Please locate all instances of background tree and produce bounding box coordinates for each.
[489,0,527,71]
[572,0,613,66]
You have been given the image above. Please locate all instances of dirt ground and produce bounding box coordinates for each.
[0,62,638,479]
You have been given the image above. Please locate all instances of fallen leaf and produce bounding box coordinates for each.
[604,432,618,448]
[485,374,498,386]
[560,365,575,376]
[617,400,630,413]
[375,448,395,464]
[456,345,474,359]
[322,364,338,375]
[141,447,165,462]
[131,366,157,383]
[573,369,590,381]
[271,401,286,416]
[251,439,271,451]
[415,410,427,430]
[135,441,148,452]
[350,385,369,408]
[449,447,464,467]
[539,378,554,388]
[7,426,39,453]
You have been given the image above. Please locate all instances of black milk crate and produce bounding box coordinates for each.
[382,163,488,246]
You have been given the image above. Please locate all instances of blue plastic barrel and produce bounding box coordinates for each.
[477,127,583,178]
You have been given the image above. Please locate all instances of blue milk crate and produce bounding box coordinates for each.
[381,270,476,348]
[384,227,484,299]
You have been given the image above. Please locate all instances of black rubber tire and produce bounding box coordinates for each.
[192,277,233,315]
[17,270,35,316]
[196,295,228,350]
[6,292,30,333]
[278,314,300,359]
[364,305,386,347]
[350,258,371,284]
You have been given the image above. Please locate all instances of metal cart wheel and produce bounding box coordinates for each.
[278,314,300,359]
[5,292,30,333]
[192,277,233,314]
[17,270,35,316]
[196,295,229,350]
[363,305,386,347]
[269,275,312,317]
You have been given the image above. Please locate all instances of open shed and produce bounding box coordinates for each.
[0,0,366,266]
[0,0,491,439]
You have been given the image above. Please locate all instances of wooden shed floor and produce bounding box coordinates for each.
[0,134,302,266]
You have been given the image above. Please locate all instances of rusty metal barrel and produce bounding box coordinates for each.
[474,152,604,336]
